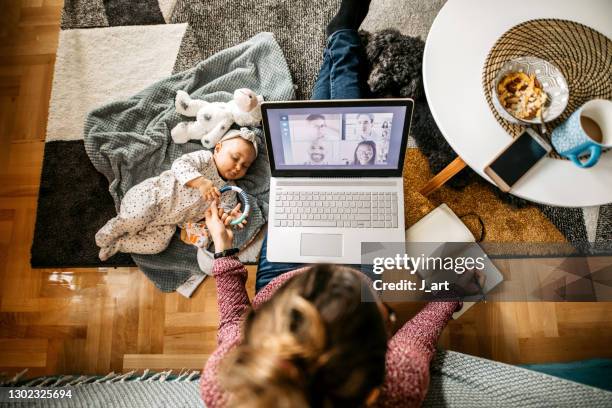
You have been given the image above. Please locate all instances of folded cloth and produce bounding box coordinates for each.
[180,222,211,248]
[84,32,295,291]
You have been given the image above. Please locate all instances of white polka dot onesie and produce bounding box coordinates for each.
[95,150,236,261]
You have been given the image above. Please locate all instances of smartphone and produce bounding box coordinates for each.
[484,128,552,192]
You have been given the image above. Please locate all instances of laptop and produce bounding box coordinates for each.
[261,99,414,264]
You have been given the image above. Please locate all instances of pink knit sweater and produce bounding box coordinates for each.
[201,256,460,407]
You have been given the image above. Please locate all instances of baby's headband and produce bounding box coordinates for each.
[219,127,258,156]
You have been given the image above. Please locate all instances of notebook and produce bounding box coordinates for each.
[405,204,503,319]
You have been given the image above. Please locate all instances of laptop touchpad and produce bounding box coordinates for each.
[300,233,343,257]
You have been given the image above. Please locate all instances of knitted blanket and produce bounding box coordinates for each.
[7,351,611,407]
[83,32,295,291]
[423,350,612,407]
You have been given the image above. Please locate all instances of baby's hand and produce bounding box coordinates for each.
[187,177,221,202]
[200,180,221,203]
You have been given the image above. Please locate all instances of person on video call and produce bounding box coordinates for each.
[305,114,339,140]
[378,120,390,162]
[356,113,380,140]
[304,138,327,164]
[201,0,476,407]
[353,140,377,165]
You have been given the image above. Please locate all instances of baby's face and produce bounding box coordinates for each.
[213,138,256,180]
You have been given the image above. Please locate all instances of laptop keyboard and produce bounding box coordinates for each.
[274,192,398,228]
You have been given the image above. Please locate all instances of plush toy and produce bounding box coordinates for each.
[171,89,264,149]
[229,88,264,127]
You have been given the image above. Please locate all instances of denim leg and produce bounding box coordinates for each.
[256,30,369,293]
[311,29,369,100]
[311,48,332,99]
[327,29,369,99]
[256,234,303,293]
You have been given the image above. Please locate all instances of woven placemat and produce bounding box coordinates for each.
[482,19,612,159]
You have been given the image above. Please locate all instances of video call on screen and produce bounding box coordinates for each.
[266,106,407,170]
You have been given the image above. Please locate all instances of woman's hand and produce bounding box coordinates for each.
[222,202,248,229]
[187,176,221,202]
[452,269,486,297]
[430,268,487,302]
[204,201,244,252]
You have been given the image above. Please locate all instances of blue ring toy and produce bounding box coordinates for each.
[219,185,250,225]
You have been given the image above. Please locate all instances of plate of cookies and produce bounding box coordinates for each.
[491,56,569,125]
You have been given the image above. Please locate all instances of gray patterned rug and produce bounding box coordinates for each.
[31,0,611,292]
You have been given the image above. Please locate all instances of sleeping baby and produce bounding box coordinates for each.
[95,127,257,261]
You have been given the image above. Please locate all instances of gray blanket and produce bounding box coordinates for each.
[84,32,295,291]
[7,350,611,407]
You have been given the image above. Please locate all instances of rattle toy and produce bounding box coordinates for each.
[219,185,250,225]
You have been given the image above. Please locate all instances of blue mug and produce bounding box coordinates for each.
[551,99,612,168]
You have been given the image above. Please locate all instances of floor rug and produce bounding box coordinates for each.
[32,0,611,290]
[31,0,349,286]
[4,351,611,407]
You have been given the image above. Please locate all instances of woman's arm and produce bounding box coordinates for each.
[377,301,460,408]
[201,202,251,407]
[205,200,249,343]
[201,256,250,408]
[212,256,251,342]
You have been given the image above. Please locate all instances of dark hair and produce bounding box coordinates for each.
[381,121,389,129]
[353,141,377,165]
[220,265,388,408]
[356,113,374,123]
[306,114,326,122]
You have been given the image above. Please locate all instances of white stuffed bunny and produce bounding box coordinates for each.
[228,88,264,126]
[171,89,264,149]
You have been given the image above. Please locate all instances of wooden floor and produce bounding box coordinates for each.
[1,0,611,380]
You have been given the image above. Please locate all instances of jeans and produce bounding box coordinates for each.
[256,29,369,293]
[311,29,370,100]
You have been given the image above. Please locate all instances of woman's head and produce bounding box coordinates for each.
[221,265,388,408]
[354,141,377,165]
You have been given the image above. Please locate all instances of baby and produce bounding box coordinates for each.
[95,128,258,261]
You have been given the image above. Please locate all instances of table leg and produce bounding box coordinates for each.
[418,156,467,196]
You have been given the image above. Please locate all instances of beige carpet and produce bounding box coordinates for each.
[403,149,567,243]
[47,23,187,141]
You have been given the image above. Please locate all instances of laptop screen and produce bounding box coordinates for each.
[262,100,412,176]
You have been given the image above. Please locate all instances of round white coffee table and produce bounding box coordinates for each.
[423,0,612,207]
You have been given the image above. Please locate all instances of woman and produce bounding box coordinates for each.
[202,200,464,408]
[202,200,463,408]
[202,0,462,406]
[354,140,377,165]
